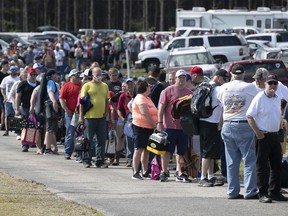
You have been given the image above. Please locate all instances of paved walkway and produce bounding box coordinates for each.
[0,133,288,216]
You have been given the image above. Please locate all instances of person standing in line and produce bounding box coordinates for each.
[247,74,288,203]
[79,67,110,168]
[59,69,82,159]
[217,64,258,199]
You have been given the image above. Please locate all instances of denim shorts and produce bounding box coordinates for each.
[4,102,15,117]
[132,124,153,149]
[165,128,188,156]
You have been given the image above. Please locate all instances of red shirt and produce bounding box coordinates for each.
[59,82,82,113]
[117,91,132,118]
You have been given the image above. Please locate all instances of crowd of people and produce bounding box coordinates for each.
[0,32,288,204]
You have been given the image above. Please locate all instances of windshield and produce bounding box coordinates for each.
[168,52,213,67]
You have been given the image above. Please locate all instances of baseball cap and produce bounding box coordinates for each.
[68,69,81,77]
[17,42,23,47]
[33,63,44,70]
[266,74,278,83]
[46,69,57,77]
[81,68,92,78]
[175,69,187,77]
[0,59,9,67]
[231,64,244,74]
[125,78,133,84]
[215,69,230,80]
[252,67,269,80]
[8,66,18,74]
[189,66,203,75]
[27,67,36,74]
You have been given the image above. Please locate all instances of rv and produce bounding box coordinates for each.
[176,7,288,31]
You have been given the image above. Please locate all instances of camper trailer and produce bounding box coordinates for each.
[176,7,288,32]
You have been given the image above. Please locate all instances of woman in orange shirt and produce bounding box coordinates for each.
[131,80,158,180]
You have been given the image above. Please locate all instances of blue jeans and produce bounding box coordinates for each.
[64,113,76,156]
[84,117,107,163]
[221,121,257,198]
[126,136,134,163]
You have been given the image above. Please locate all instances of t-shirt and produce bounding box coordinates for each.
[103,41,112,56]
[246,91,281,132]
[217,80,258,121]
[54,49,65,67]
[0,72,8,99]
[159,85,192,130]
[132,94,158,129]
[107,80,122,94]
[46,80,60,101]
[59,82,82,113]
[0,75,20,102]
[117,91,132,118]
[17,80,39,108]
[81,82,109,118]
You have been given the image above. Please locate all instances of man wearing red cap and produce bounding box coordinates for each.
[15,67,39,151]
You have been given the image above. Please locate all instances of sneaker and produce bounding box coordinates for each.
[53,148,59,154]
[94,161,109,168]
[16,135,21,140]
[209,176,225,186]
[44,148,54,155]
[3,131,9,136]
[159,172,169,182]
[132,172,143,180]
[259,194,272,203]
[198,178,213,187]
[126,161,132,167]
[175,172,192,183]
[269,192,288,201]
[64,153,71,160]
[83,162,92,168]
[142,171,150,179]
[36,149,42,155]
[75,158,83,163]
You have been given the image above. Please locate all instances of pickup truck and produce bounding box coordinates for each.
[245,32,288,48]
[136,34,249,71]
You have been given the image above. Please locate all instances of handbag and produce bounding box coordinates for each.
[123,113,133,138]
[44,100,63,119]
[21,114,38,145]
[74,135,90,152]
[80,93,93,115]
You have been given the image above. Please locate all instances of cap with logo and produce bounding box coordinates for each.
[68,69,81,77]
[189,66,203,75]
[231,64,244,74]
[175,69,187,77]
[252,67,269,80]
[266,74,278,83]
[215,69,229,80]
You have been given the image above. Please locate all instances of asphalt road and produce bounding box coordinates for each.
[1,134,288,216]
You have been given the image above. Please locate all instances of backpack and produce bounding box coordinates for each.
[180,109,200,136]
[190,82,217,118]
[150,155,162,180]
[171,95,192,120]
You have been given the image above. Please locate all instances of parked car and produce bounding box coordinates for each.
[164,46,219,77]
[136,33,249,71]
[246,40,272,57]
[222,59,288,86]
[0,39,8,53]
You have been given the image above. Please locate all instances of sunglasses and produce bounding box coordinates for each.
[267,81,278,85]
[30,73,37,76]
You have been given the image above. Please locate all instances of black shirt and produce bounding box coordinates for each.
[17,80,39,108]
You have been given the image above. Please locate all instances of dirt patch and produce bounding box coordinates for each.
[0,172,103,216]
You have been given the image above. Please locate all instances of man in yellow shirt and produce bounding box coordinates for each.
[79,67,110,168]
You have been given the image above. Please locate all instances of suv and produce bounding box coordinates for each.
[136,34,249,71]
[222,59,288,86]
[245,33,288,48]
[164,46,219,77]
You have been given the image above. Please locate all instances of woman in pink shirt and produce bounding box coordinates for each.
[131,80,158,180]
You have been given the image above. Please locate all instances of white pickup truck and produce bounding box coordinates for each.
[245,32,288,48]
[136,34,249,71]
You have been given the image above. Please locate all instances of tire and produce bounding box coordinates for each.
[144,59,160,72]
[213,56,227,64]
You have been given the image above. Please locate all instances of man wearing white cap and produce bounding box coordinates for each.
[0,66,20,136]
[59,69,82,159]
[157,69,192,182]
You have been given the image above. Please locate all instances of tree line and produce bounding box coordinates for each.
[0,0,287,33]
